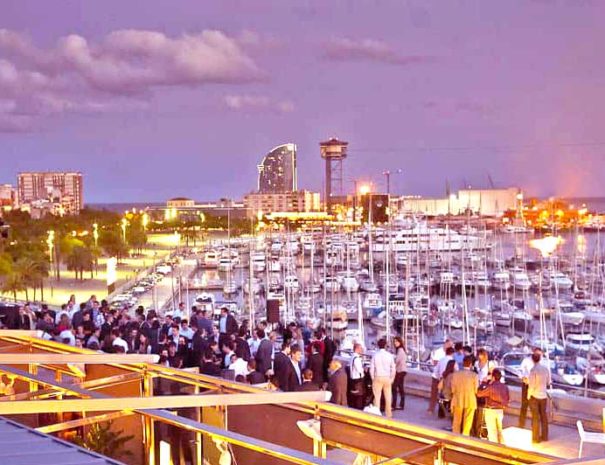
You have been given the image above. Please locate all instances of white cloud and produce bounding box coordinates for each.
[0,28,264,131]
[224,94,294,113]
[324,37,433,66]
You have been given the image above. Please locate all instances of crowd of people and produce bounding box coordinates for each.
[429,339,551,444]
[11,296,408,412]
[12,296,552,445]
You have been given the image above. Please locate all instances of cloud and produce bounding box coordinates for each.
[324,38,434,66]
[224,94,294,113]
[236,30,282,51]
[0,28,263,131]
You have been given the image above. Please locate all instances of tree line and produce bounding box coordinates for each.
[0,208,147,301]
[0,207,249,301]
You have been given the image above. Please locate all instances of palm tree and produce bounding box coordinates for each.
[99,229,129,264]
[180,221,200,247]
[89,244,102,278]
[2,271,25,301]
[14,255,47,301]
[66,244,93,281]
[126,225,147,256]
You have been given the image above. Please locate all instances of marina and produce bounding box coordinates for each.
[3,2,605,464]
[137,217,605,397]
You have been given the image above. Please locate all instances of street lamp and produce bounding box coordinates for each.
[142,213,149,230]
[46,230,55,278]
[383,169,402,217]
[121,218,128,243]
[383,168,402,195]
[358,184,371,196]
[93,223,99,247]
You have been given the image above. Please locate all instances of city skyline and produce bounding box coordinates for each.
[2,1,605,203]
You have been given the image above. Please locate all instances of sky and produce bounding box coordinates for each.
[1,0,604,203]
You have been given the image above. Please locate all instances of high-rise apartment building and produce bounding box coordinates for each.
[17,172,83,215]
[257,143,297,193]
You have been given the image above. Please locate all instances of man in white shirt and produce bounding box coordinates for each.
[429,346,455,414]
[59,328,76,346]
[528,352,551,443]
[475,348,497,385]
[369,339,396,418]
[431,338,453,364]
[230,354,249,379]
[349,343,365,410]
[518,348,543,428]
[111,328,129,352]
[248,330,263,357]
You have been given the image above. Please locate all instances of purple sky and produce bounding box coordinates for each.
[1,0,604,203]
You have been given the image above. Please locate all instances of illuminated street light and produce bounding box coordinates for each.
[121,218,128,243]
[92,223,99,247]
[142,213,149,230]
[46,230,55,261]
[358,184,371,196]
[46,230,55,280]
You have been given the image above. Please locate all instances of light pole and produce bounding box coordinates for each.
[121,218,128,243]
[46,230,55,297]
[46,230,55,267]
[383,168,402,216]
[358,183,375,287]
[93,223,99,247]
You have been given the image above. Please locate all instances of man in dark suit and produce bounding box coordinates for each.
[196,309,214,337]
[328,360,348,406]
[234,328,251,361]
[255,330,275,378]
[323,333,337,379]
[246,359,266,384]
[218,307,238,347]
[297,369,320,391]
[282,344,303,392]
[306,341,325,387]
[273,342,291,391]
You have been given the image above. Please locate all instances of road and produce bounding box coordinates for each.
[136,258,198,315]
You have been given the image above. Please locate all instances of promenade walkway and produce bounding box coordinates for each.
[2,233,178,307]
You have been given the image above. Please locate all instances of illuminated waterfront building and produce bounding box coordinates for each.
[394,187,520,217]
[257,143,297,193]
[244,190,321,218]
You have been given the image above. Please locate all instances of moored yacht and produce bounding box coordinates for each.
[512,270,531,291]
[492,270,511,290]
